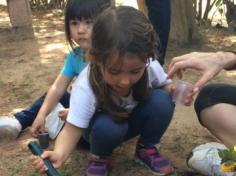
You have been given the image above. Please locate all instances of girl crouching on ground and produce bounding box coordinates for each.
[31,6,175,176]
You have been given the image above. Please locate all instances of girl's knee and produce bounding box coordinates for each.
[91,114,128,140]
[150,89,174,110]
[151,89,172,102]
[147,89,174,120]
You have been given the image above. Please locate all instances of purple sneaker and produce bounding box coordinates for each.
[85,154,109,176]
[135,147,174,175]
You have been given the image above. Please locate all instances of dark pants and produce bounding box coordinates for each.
[14,92,71,130]
[194,83,236,124]
[146,0,171,66]
[83,89,175,156]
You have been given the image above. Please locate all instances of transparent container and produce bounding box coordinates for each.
[172,80,193,105]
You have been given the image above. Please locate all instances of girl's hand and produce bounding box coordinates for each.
[30,151,63,174]
[163,83,174,94]
[58,109,69,121]
[30,116,46,137]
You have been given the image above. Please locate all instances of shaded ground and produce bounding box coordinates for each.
[0,6,236,176]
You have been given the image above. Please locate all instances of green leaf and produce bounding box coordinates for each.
[218,148,236,164]
[219,149,234,163]
[215,0,223,7]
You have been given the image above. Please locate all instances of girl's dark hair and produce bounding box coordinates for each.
[89,6,160,120]
[64,0,110,51]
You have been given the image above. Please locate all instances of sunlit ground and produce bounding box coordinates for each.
[0,0,6,5]
[0,2,10,28]
[0,12,10,27]
[226,71,236,77]
[116,0,138,8]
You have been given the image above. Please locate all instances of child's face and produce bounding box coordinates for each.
[70,18,93,50]
[102,53,146,97]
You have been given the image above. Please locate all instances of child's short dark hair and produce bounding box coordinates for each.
[64,0,110,51]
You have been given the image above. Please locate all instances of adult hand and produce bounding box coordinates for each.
[30,116,46,138]
[30,151,63,174]
[167,52,224,92]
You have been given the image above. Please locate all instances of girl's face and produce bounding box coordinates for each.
[70,18,93,50]
[103,53,146,97]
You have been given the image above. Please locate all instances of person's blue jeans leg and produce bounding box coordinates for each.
[125,89,175,147]
[83,112,128,156]
[14,91,70,130]
[83,89,174,156]
[145,0,171,66]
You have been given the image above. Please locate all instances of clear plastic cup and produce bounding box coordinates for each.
[172,80,193,105]
[36,131,49,149]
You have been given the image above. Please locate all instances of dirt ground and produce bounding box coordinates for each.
[0,5,236,176]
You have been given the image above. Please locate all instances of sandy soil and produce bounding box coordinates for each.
[0,6,236,176]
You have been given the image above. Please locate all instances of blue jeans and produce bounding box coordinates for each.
[145,0,171,66]
[83,89,175,156]
[14,92,70,130]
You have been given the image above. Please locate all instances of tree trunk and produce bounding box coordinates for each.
[169,0,199,44]
[7,0,34,38]
[7,0,32,27]
[224,0,236,30]
[110,0,115,6]
[197,0,202,21]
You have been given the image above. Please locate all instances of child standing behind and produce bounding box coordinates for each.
[0,0,110,139]
[31,6,175,176]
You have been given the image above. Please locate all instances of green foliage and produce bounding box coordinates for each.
[215,0,223,7]
[218,147,236,164]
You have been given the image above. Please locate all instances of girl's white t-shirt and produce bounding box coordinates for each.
[67,59,171,128]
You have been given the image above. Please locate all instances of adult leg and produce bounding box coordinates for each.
[145,0,171,65]
[194,83,236,148]
[201,104,236,147]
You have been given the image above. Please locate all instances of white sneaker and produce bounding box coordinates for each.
[187,142,236,176]
[0,115,22,139]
